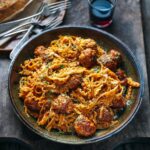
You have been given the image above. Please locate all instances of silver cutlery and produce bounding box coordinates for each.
[3,16,62,39]
[9,11,64,59]
[9,2,46,60]
[0,2,46,47]
[0,1,71,39]
[0,0,70,33]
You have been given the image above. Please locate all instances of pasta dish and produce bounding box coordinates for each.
[19,35,140,137]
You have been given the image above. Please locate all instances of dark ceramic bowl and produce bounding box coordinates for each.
[8,26,144,144]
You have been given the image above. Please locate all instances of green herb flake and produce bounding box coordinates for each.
[92,66,100,73]
[47,91,52,96]
[122,86,127,95]
[60,65,65,69]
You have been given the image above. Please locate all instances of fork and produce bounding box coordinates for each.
[9,12,63,60]
[0,0,70,33]
[0,2,71,39]
[9,2,46,60]
[3,16,61,38]
[6,17,63,36]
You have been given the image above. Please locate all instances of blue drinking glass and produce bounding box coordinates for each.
[88,0,117,28]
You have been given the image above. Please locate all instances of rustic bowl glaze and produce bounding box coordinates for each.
[8,26,144,144]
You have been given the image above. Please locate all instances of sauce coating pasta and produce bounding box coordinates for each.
[19,35,140,137]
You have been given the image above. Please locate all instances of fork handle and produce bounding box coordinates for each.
[0,22,32,39]
[0,11,42,33]
[9,25,34,60]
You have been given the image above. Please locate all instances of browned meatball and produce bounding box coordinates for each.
[82,39,97,49]
[34,46,46,56]
[116,69,126,80]
[97,106,113,129]
[24,96,44,118]
[66,74,82,90]
[116,69,127,86]
[99,54,117,71]
[24,97,42,112]
[74,115,96,137]
[51,95,74,114]
[111,96,126,109]
[79,48,97,68]
[109,50,121,65]
[99,50,121,71]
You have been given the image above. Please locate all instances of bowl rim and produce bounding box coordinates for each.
[8,25,144,145]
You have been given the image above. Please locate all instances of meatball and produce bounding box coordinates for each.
[116,69,127,86]
[51,95,74,114]
[74,115,96,137]
[99,54,117,71]
[82,39,97,49]
[79,48,97,68]
[97,106,113,129]
[24,96,44,118]
[109,50,121,65]
[116,69,126,80]
[34,46,46,56]
[66,74,82,90]
[111,96,126,109]
[24,97,42,112]
[99,50,121,71]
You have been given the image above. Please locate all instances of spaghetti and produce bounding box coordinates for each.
[19,35,140,137]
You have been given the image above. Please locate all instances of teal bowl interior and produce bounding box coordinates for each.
[8,26,144,144]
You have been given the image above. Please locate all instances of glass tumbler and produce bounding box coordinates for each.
[89,0,117,28]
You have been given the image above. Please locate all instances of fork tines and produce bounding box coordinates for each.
[47,0,71,9]
[47,0,70,7]
[48,3,71,13]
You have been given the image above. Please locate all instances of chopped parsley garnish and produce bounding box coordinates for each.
[60,65,65,69]
[92,66,100,73]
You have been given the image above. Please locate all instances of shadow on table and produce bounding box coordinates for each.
[1,137,150,150]
[113,137,150,150]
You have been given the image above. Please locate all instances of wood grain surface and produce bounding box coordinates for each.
[141,0,150,94]
[0,0,149,150]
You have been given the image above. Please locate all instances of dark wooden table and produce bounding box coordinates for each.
[0,0,150,150]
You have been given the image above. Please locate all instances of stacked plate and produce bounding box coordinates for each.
[0,0,33,23]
